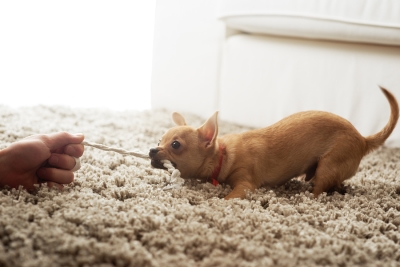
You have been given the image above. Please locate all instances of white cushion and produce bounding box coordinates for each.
[219,34,400,147]
[217,0,400,46]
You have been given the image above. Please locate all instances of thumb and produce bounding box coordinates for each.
[45,132,85,151]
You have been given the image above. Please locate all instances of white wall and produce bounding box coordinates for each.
[0,1,155,111]
[151,0,224,118]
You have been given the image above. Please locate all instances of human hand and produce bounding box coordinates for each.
[0,132,85,191]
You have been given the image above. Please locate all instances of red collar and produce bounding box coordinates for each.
[209,145,224,186]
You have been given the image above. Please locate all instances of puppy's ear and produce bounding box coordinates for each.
[172,112,187,126]
[197,111,219,148]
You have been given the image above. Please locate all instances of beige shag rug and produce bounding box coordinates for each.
[1,105,400,267]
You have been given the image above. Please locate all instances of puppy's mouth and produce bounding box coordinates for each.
[150,159,177,170]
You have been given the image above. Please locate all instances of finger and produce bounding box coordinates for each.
[44,132,85,151]
[37,167,75,184]
[53,143,85,157]
[48,153,77,170]
[64,143,85,157]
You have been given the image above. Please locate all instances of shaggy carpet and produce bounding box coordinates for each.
[0,105,400,267]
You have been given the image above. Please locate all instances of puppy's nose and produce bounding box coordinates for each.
[149,148,159,157]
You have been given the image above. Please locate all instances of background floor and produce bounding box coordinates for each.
[1,105,400,267]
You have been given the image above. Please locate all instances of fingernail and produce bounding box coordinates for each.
[74,133,84,137]
[49,154,59,165]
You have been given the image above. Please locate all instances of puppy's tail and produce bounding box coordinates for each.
[365,87,399,154]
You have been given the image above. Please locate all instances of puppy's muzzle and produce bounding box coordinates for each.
[149,148,159,158]
[149,148,166,169]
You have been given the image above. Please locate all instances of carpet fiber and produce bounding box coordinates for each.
[1,105,400,267]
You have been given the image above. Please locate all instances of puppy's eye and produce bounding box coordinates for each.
[171,141,181,149]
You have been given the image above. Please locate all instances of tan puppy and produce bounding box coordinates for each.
[149,87,399,199]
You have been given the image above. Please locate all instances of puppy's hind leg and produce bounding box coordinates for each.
[312,153,361,197]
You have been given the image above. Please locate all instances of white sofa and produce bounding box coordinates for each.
[151,0,400,147]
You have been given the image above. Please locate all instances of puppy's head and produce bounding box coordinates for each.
[149,111,219,178]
